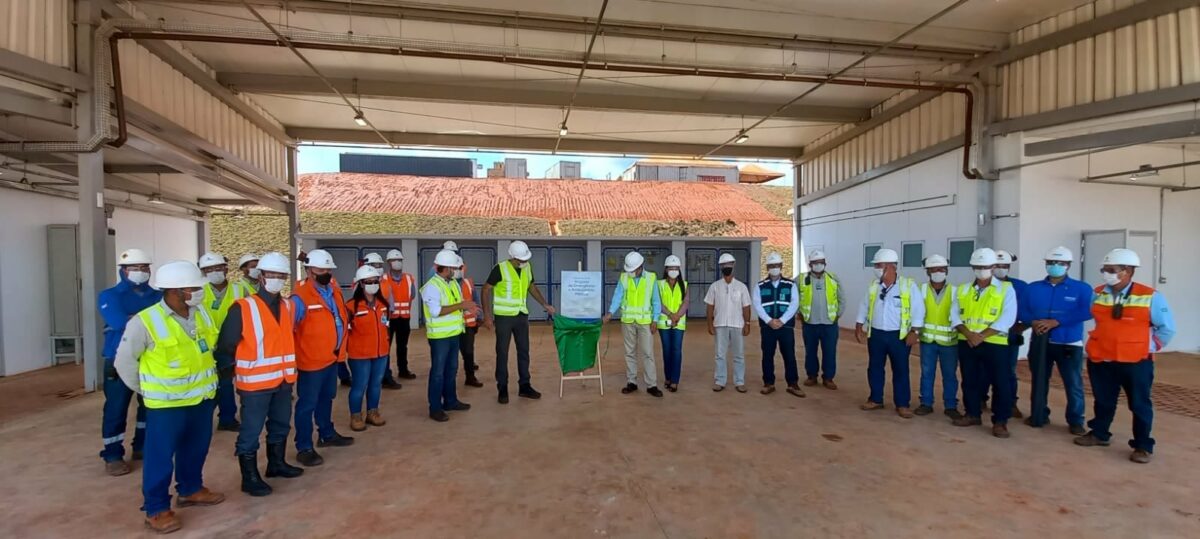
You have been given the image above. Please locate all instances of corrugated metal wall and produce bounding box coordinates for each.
[0,0,71,67]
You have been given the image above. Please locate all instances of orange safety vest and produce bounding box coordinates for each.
[292,278,350,371]
[383,272,415,319]
[461,278,477,327]
[233,295,297,391]
[1087,282,1156,363]
[345,296,390,360]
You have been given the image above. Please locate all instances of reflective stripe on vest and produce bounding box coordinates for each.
[1086,282,1156,363]
[293,280,349,370]
[799,273,839,320]
[620,272,657,325]
[920,283,957,346]
[385,273,414,318]
[462,278,478,327]
[657,279,687,330]
[346,297,390,359]
[493,261,531,316]
[234,295,298,391]
[425,277,465,340]
[136,304,218,409]
[866,277,913,339]
[956,281,1012,346]
[758,277,796,327]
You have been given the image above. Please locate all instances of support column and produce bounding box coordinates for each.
[973,75,996,248]
[196,217,210,256]
[670,240,685,265]
[792,162,804,277]
[586,240,602,271]
[286,146,300,274]
[402,238,419,329]
[76,0,106,392]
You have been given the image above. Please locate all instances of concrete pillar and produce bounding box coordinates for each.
[586,240,602,271]
[670,240,685,264]
[196,218,210,256]
[76,0,106,392]
[286,146,300,273]
[749,240,762,283]
[497,240,511,263]
[792,162,804,278]
[402,238,419,329]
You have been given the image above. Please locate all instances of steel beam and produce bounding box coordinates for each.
[0,47,90,90]
[989,82,1200,136]
[1026,119,1200,157]
[103,164,179,174]
[0,91,73,125]
[286,146,299,270]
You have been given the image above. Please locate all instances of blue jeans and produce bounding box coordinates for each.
[960,342,1013,424]
[100,365,146,462]
[216,377,238,426]
[428,337,461,414]
[294,364,338,450]
[919,342,959,409]
[866,330,911,407]
[1031,344,1086,426]
[760,325,798,386]
[348,356,387,414]
[1087,359,1155,452]
[659,328,685,385]
[236,383,293,456]
[141,399,215,517]
[802,323,838,380]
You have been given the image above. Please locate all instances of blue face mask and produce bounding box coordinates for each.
[1046,264,1067,278]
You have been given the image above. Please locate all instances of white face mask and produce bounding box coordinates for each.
[184,289,204,307]
[390,261,403,271]
[994,268,1009,279]
[768,268,781,277]
[518,261,529,269]
[1101,271,1121,286]
[872,268,884,279]
[206,272,226,285]
[974,268,993,280]
[126,270,150,285]
[929,272,947,284]
[452,269,463,280]
[363,283,380,295]
[248,268,261,280]
[811,263,825,273]
[263,278,286,294]
[667,269,680,279]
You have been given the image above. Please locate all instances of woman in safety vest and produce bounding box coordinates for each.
[658,255,688,392]
[345,265,391,431]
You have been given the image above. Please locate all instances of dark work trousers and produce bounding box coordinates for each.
[760,325,798,386]
[460,325,479,380]
[959,342,1013,425]
[215,377,238,427]
[494,314,531,389]
[100,364,146,462]
[802,322,839,381]
[383,317,413,381]
[1087,359,1155,453]
[866,330,911,408]
[141,399,215,517]
[235,382,293,456]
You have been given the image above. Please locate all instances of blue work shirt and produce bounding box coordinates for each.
[1000,276,1028,344]
[1019,276,1094,345]
[98,277,163,361]
[1102,282,1177,353]
[608,274,662,320]
[291,282,345,351]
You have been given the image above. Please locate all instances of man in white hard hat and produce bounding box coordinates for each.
[799,249,844,390]
[380,249,416,388]
[214,252,304,498]
[705,253,753,393]
[113,260,225,533]
[984,249,1029,421]
[603,251,664,397]
[915,255,962,419]
[1074,248,1175,463]
[98,248,161,476]
[950,248,1018,438]
[237,253,261,293]
[423,250,476,421]
[1019,246,1092,432]
[753,252,804,397]
[855,248,925,418]
[197,252,248,432]
[483,240,554,403]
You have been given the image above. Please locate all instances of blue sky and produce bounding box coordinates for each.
[296,144,794,186]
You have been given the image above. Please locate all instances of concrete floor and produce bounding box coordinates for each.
[2,324,1199,538]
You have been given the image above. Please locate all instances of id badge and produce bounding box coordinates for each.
[198,339,210,353]
[211,300,221,310]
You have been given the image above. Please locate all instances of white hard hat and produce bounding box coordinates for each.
[765,252,784,265]
[623,251,645,272]
[434,249,462,268]
[969,247,998,266]
[305,249,337,269]
[664,255,682,267]
[118,248,152,266]
[153,260,206,289]
[386,249,404,261]
[1045,246,1074,262]
[354,264,381,282]
[871,248,899,264]
[1102,248,1140,267]
[809,250,826,261]
[995,250,1016,264]
[508,240,532,261]
[197,252,227,270]
[718,253,737,265]
[237,253,259,268]
[257,252,291,274]
[443,240,459,253]
[923,254,949,268]
[363,252,384,265]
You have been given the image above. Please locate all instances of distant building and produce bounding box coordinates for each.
[339,153,475,177]
[619,159,784,184]
[546,160,582,179]
[487,158,530,179]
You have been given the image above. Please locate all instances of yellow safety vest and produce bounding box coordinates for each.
[493,260,532,317]
[620,272,657,325]
[200,281,252,329]
[956,280,1012,346]
[865,277,913,339]
[657,279,687,330]
[920,283,957,346]
[799,272,839,320]
[136,304,219,409]
[424,276,465,340]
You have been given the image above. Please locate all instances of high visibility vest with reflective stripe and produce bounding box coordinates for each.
[799,273,839,320]
[620,272,657,325]
[1087,282,1156,363]
[866,277,913,339]
[201,281,250,330]
[346,297,390,360]
[956,281,1012,346]
[383,272,415,318]
[233,295,298,391]
[293,279,349,371]
[493,260,532,316]
[657,279,687,330]
[920,283,957,346]
[424,277,465,340]
[461,278,478,327]
[135,304,218,409]
[758,277,797,328]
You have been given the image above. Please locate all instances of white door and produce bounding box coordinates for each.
[1127,232,1158,285]
[1080,230,1126,284]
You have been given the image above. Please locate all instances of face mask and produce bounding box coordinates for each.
[184,289,204,307]
[248,268,261,280]
[929,272,947,284]
[206,272,226,285]
[627,270,638,278]
[974,268,992,280]
[518,261,529,269]
[314,273,332,286]
[126,270,150,285]
[872,268,884,279]
[1046,264,1067,278]
[1101,271,1121,287]
[811,263,825,273]
[667,270,680,279]
[390,261,403,271]
[721,267,733,277]
[994,268,1009,279]
[363,283,380,295]
[263,278,286,294]
[768,268,781,277]
[452,269,463,280]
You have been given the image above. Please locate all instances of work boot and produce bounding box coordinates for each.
[295,449,324,467]
[860,401,884,411]
[144,510,182,534]
[464,375,484,388]
[952,415,983,427]
[711,384,725,392]
[105,460,131,477]
[1011,405,1024,419]
[264,443,303,479]
[822,379,838,390]
[216,420,240,432]
[238,453,272,497]
[622,383,638,394]
[498,388,510,404]
[1129,449,1152,464]
[647,387,664,398]
[992,423,1011,438]
[944,409,964,421]
[381,378,403,390]
[896,407,915,419]
[430,410,450,422]
[735,385,747,393]
[449,401,471,411]
[176,487,225,508]
[914,405,934,416]
[786,384,806,398]
[1073,433,1111,447]
[318,432,355,448]
[760,385,776,395]
[349,413,367,432]
[398,371,417,380]
[366,409,386,426]
[1069,424,1087,436]
[803,377,818,387]
[518,385,542,399]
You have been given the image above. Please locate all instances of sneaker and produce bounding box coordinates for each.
[449,401,471,411]
[914,405,934,416]
[944,409,964,421]
[144,510,182,534]
[822,379,838,390]
[735,385,747,393]
[349,413,366,432]
[429,410,450,422]
[711,384,725,392]
[860,401,884,411]
[381,379,403,390]
[105,460,131,477]
[1069,424,1086,436]
[317,432,355,448]
[1129,449,1152,464]
[518,386,542,399]
[498,389,510,404]
[993,423,1011,438]
[365,409,386,426]
[667,383,678,393]
[760,385,776,395]
[803,377,818,387]
[1073,433,1111,447]
[896,407,914,419]
[952,415,983,427]
[786,384,806,398]
[621,383,638,394]
[295,449,324,467]
[647,387,664,398]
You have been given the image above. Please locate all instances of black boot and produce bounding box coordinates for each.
[264,443,304,479]
[238,453,272,497]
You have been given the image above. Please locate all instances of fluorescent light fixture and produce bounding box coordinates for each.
[559,124,569,137]
[353,111,367,127]
[734,131,750,144]
[1128,164,1158,182]
[147,193,165,205]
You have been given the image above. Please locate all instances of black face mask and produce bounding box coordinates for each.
[314,273,333,286]
[721,267,733,277]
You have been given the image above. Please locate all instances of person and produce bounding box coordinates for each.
[114,261,224,534]
[705,253,753,393]
[214,252,303,498]
[98,248,161,476]
[343,265,390,431]
[753,252,804,397]
[987,249,1028,420]
[799,250,844,390]
[423,249,475,422]
[236,253,260,293]
[197,252,250,432]
[455,257,485,388]
[380,249,416,387]
[1074,248,1175,463]
[482,240,554,404]
[950,248,1018,438]
[915,255,961,419]
[339,252,389,387]
[1020,246,1092,433]
[854,248,925,418]
[290,249,355,467]
[603,251,663,397]
[657,255,688,392]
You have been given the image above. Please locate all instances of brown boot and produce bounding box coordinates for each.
[145,510,182,534]
[177,487,225,507]
[106,460,131,477]
[803,377,818,387]
[760,385,776,395]
[822,379,838,390]
[349,413,366,432]
[786,384,806,398]
[860,400,884,411]
[896,407,914,419]
[1129,449,1152,463]
[366,409,386,426]
[953,415,983,427]
[992,423,1011,438]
